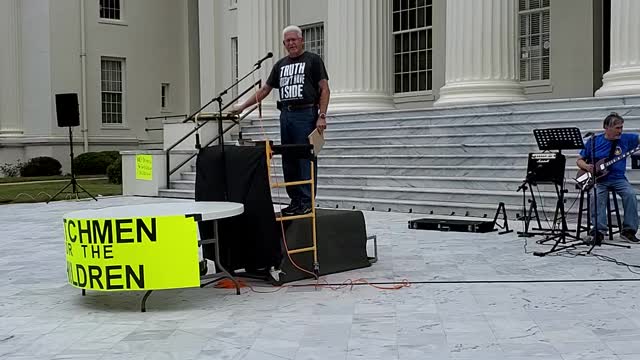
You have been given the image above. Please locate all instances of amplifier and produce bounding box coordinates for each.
[526,152,566,184]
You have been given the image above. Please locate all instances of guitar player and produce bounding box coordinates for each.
[576,112,640,244]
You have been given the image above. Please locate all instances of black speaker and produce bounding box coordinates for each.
[527,152,566,184]
[55,93,80,127]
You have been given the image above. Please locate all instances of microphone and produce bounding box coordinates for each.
[254,52,274,67]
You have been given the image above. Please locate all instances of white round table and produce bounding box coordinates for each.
[64,201,244,221]
[63,201,244,311]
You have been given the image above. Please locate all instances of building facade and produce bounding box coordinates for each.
[1,0,640,169]
[201,0,640,113]
[0,0,200,169]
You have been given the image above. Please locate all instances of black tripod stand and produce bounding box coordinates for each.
[516,176,543,237]
[47,126,97,203]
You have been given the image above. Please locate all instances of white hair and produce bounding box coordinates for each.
[282,25,302,39]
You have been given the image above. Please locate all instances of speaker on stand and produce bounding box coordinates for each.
[47,93,97,203]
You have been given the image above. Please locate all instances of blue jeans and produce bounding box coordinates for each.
[279,107,318,207]
[591,177,638,235]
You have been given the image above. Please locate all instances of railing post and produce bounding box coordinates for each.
[166,152,171,189]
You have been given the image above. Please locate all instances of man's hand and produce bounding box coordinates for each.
[228,103,244,116]
[316,114,327,134]
[583,164,594,173]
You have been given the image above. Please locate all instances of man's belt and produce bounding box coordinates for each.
[283,103,316,111]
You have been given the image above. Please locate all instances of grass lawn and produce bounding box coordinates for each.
[0,174,103,184]
[0,178,122,204]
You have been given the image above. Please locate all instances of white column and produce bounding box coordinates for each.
[198,0,217,112]
[0,0,23,135]
[238,0,289,117]
[595,0,640,97]
[435,0,525,107]
[326,0,394,113]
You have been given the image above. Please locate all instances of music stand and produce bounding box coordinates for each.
[528,128,584,256]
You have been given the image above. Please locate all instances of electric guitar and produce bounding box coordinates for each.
[575,144,640,191]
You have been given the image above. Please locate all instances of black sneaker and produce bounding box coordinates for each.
[585,232,604,246]
[293,204,312,215]
[620,230,640,243]
[280,203,299,216]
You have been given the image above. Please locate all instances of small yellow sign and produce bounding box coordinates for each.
[136,155,153,181]
[63,215,200,291]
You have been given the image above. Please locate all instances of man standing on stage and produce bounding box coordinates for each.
[230,25,330,216]
[577,112,640,244]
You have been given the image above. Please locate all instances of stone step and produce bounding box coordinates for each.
[315,185,568,206]
[157,186,517,218]
[331,128,640,146]
[190,154,535,169]
[173,174,526,191]
[242,107,640,132]
[273,193,523,218]
[245,98,640,127]
[242,115,640,138]
[139,140,163,150]
[182,165,640,184]
[180,166,565,180]
[312,154,541,166]
[158,184,640,221]
[157,188,194,199]
[321,143,542,156]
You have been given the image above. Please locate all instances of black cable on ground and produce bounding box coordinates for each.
[284,277,640,287]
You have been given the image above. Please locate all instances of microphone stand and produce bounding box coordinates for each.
[587,133,599,251]
[208,54,272,201]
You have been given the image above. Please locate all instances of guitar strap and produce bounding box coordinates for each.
[607,138,619,161]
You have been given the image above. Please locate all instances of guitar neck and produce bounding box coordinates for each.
[604,145,640,167]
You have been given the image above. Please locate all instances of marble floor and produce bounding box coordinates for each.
[1,196,640,360]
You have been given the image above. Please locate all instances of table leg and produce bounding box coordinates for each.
[140,290,153,312]
[213,221,241,295]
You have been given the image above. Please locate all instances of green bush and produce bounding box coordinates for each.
[106,157,122,184]
[0,160,26,177]
[20,156,62,177]
[74,151,120,175]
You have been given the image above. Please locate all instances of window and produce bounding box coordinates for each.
[392,0,432,93]
[161,83,170,111]
[231,37,239,98]
[301,23,325,60]
[101,58,125,124]
[100,0,121,20]
[519,0,550,81]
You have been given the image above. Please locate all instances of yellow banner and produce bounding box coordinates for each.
[136,154,153,180]
[63,215,200,291]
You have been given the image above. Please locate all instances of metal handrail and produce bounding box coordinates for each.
[146,114,188,120]
[145,114,188,132]
[164,80,262,189]
[181,80,262,123]
[166,106,259,182]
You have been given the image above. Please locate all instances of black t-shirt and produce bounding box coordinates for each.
[266,51,329,105]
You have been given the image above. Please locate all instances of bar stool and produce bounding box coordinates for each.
[576,188,622,240]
